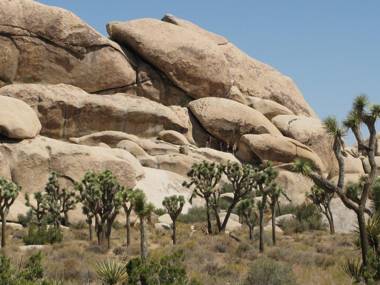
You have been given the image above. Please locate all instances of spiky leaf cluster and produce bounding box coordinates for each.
[163,195,185,221]
[0,177,21,214]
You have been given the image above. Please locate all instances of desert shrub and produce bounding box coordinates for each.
[243,257,296,285]
[23,224,63,245]
[111,220,123,230]
[95,260,128,285]
[126,250,200,285]
[178,207,207,223]
[153,208,166,216]
[18,210,33,228]
[280,203,325,234]
[0,252,56,285]
[70,221,87,230]
[277,203,297,216]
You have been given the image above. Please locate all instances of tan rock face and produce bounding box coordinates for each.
[220,43,316,117]
[161,14,228,45]
[1,136,144,218]
[276,170,314,205]
[189,97,282,145]
[0,0,135,92]
[0,84,187,139]
[158,130,189,145]
[107,19,232,99]
[237,134,325,172]
[272,115,336,175]
[0,96,41,139]
[246,97,294,120]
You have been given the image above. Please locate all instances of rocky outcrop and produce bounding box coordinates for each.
[0,0,135,92]
[107,19,231,99]
[0,96,41,139]
[0,84,187,139]
[189,97,281,145]
[276,170,314,205]
[271,115,336,174]
[237,134,325,172]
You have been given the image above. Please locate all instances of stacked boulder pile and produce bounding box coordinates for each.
[0,0,357,224]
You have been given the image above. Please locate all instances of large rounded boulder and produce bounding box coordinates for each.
[189,97,281,145]
[0,96,41,139]
[237,134,325,172]
[0,84,188,139]
[107,19,231,99]
[0,0,135,92]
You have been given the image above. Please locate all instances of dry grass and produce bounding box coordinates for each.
[0,222,357,284]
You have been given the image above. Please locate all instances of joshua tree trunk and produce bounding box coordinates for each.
[205,198,212,234]
[357,209,369,268]
[248,225,254,240]
[172,220,177,245]
[259,195,267,253]
[126,212,131,246]
[271,204,276,246]
[1,211,6,248]
[326,205,335,234]
[140,216,148,260]
[88,220,93,241]
[220,199,238,233]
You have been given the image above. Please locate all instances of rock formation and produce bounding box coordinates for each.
[0,0,340,222]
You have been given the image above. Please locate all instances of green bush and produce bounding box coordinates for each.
[0,253,56,285]
[126,251,201,285]
[280,203,325,234]
[178,207,207,223]
[23,224,63,245]
[153,208,167,216]
[18,210,33,228]
[244,257,297,285]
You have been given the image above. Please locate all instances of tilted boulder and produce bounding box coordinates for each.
[189,97,281,145]
[237,134,325,172]
[272,115,336,175]
[0,0,135,92]
[107,19,232,99]
[276,170,314,205]
[162,14,316,117]
[0,84,188,139]
[0,96,41,139]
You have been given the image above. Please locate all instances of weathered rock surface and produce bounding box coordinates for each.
[0,0,135,92]
[237,134,325,172]
[246,97,294,120]
[162,14,228,45]
[220,42,316,117]
[271,115,335,175]
[0,96,41,139]
[136,167,195,212]
[158,130,189,145]
[107,19,231,99]
[0,84,187,139]
[276,170,314,205]
[189,97,281,145]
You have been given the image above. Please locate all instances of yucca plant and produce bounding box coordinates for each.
[342,258,363,284]
[95,260,128,285]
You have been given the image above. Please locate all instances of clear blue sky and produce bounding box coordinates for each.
[39,0,379,125]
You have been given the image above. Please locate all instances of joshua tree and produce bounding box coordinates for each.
[133,190,154,260]
[76,170,125,248]
[293,95,379,269]
[183,161,222,234]
[237,197,258,240]
[25,192,47,229]
[162,195,185,245]
[43,172,76,228]
[268,184,290,245]
[0,177,21,248]
[119,188,138,247]
[307,185,335,234]
[219,162,259,233]
[256,164,278,252]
